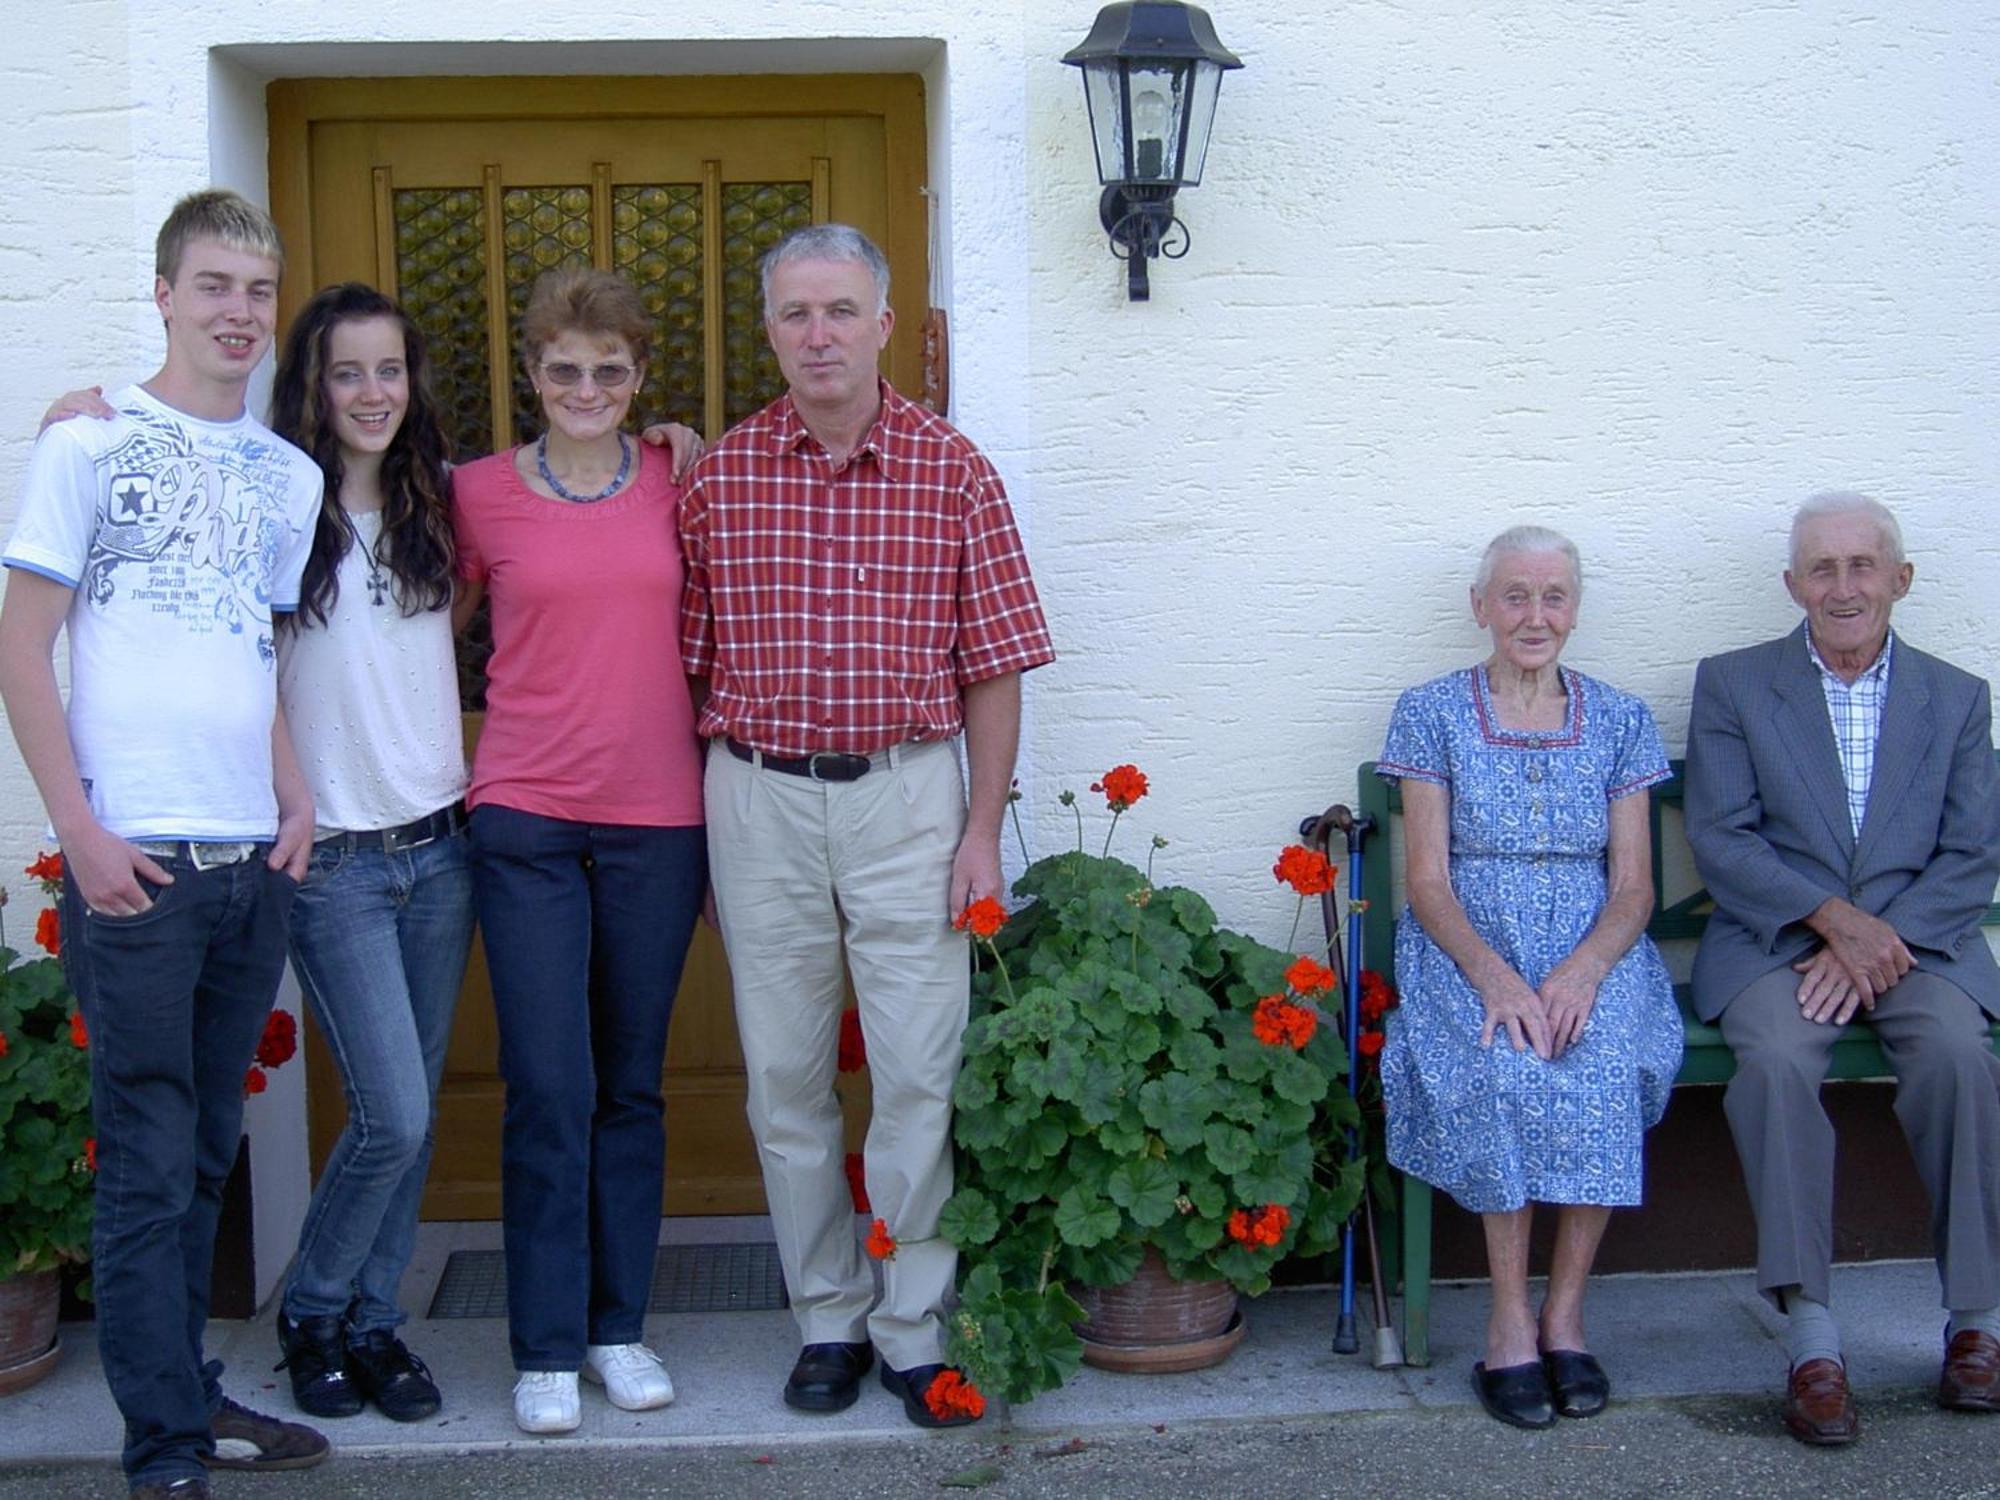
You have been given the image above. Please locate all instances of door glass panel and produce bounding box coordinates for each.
[721,182,812,427]
[392,187,494,459]
[501,185,595,442]
[612,184,705,434]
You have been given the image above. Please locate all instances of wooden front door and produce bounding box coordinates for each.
[271,74,924,1218]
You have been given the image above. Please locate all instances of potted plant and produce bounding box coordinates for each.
[0,854,92,1393]
[934,768,1365,1404]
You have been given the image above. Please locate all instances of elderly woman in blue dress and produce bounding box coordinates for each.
[1376,524,1682,1430]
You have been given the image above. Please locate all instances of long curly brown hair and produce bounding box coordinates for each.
[271,283,455,629]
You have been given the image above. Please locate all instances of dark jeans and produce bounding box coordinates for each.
[468,805,705,1370]
[61,855,295,1487]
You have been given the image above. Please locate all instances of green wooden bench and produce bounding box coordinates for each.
[1345,754,2000,1367]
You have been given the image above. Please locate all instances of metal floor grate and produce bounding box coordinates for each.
[427,1242,790,1319]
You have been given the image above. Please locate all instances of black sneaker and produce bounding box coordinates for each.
[345,1328,443,1422]
[275,1311,363,1419]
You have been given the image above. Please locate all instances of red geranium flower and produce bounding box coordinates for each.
[952,896,1007,940]
[35,906,60,956]
[1357,1030,1385,1059]
[243,1065,268,1097]
[864,1217,897,1261]
[1271,845,1335,897]
[69,1010,88,1049]
[1090,764,1149,813]
[83,1137,96,1172]
[1226,1203,1291,1248]
[1251,995,1317,1050]
[0,1030,8,1059]
[255,1008,298,1069]
[844,1151,870,1213]
[923,1368,986,1421]
[1284,955,1336,995]
[24,850,63,884]
[837,1007,867,1073]
[1359,969,1398,1024]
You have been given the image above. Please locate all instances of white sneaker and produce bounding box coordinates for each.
[512,1370,581,1433]
[584,1341,675,1410]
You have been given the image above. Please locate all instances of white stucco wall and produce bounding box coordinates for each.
[3,2,1995,1265]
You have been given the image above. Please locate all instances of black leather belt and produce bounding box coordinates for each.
[726,737,876,782]
[316,802,467,855]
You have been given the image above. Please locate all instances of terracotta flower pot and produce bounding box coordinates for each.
[0,1268,62,1396]
[1073,1246,1245,1374]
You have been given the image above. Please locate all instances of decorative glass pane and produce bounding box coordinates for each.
[392,187,493,460]
[721,182,812,428]
[611,184,704,434]
[501,185,594,442]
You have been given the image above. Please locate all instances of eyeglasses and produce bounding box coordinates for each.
[537,360,637,389]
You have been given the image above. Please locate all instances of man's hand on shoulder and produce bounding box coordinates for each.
[949,833,1003,916]
[63,821,172,917]
[1804,896,1916,1001]
[639,421,706,481]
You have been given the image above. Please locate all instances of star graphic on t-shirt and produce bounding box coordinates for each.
[112,481,149,519]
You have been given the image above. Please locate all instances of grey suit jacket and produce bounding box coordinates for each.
[1685,624,2000,1022]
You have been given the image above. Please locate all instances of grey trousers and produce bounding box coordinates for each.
[704,738,968,1370]
[1719,965,2000,1311]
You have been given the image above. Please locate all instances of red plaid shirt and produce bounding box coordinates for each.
[679,381,1053,756]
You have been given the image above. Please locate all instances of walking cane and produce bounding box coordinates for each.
[1302,805,1402,1366]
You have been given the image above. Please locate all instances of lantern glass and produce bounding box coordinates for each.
[1175,58,1226,185]
[1079,56,1229,187]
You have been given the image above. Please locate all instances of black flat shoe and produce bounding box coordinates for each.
[783,1341,873,1412]
[880,1362,982,1428]
[1473,1359,1556,1429]
[1543,1348,1610,1418]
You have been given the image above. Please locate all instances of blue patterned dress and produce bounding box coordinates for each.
[1376,666,1683,1214]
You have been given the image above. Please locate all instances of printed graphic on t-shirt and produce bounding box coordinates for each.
[86,403,300,664]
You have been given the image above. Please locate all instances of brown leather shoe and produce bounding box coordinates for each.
[1939,1329,2000,1413]
[1783,1357,1859,1445]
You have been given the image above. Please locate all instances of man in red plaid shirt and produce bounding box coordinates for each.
[679,223,1052,1427]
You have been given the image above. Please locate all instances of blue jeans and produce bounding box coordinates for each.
[281,828,474,1332]
[60,854,295,1488]
[468,805,705,1370]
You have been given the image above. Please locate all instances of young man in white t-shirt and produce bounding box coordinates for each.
[0,190,327,1500]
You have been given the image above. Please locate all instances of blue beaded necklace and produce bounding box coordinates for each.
[536,433,631,502]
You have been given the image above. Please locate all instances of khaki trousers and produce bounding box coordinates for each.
[705,738,968,1368]
[1720,965,2000,1312]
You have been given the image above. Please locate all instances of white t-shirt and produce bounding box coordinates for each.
[3,385,321,839]
[277,508,469,833]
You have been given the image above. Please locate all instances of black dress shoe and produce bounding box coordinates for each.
[346,1328,443,1422]
[783,1341,873,1412]
[275,1312,362,1419]
[880,1362,982,1428]
[1473,1360,1556,1429]
[1543,1348,1610,1418]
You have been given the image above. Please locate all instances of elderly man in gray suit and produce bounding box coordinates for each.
[1687,491,2000,1446]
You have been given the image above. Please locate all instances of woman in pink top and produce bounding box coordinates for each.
[451,268,704,1435]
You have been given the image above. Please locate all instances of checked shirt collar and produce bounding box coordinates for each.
[1805,626,1893,840]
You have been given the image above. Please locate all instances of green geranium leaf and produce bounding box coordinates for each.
[1053,1185,1121,1247]
[1137,1074,1211,1150]
[1106,1157,1179,1227]
[937,1189,1001,1248]
[1202,1121,1256,1175]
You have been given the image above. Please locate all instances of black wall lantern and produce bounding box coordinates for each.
[1062,1,1243,301]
